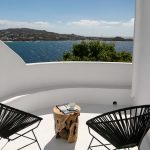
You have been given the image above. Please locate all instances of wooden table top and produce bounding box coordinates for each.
[53,104,80,115]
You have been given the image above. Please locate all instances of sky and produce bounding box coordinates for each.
[0,0,135,37]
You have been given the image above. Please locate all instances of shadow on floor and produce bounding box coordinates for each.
[44,136,76,150]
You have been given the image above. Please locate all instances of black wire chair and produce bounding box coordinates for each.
[86,105,150,150]
[0,103,43,150]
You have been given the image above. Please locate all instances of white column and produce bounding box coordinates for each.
[132,0,150,105]
[132,1,150,147]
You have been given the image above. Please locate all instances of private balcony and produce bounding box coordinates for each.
[0,40,149,149]
[1,1,150,148]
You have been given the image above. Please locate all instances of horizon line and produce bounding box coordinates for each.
[0,27,133,39]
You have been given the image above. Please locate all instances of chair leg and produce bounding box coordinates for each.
[1,140,9,150]
[32,130,42,150]
[87,137,94,150]
[88,136,111,150]
[17,140,37,150]
[16,130,42,150]
[88,127,111,150]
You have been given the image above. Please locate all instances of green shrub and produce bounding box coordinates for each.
[63,40,132,62]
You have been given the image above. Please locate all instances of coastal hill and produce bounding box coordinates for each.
[0,28,133,41]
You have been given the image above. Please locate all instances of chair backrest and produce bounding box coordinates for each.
[0,103,42,139]
[86,105,150,149]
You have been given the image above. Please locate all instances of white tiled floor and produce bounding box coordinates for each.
[0,104,149,150]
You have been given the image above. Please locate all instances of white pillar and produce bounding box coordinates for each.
[132,0,150,105]
[132,1,150,147]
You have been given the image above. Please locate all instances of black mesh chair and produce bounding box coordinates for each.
[0,103,43,150]
[86,105,150,150]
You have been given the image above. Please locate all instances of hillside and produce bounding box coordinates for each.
[0,28,133,41]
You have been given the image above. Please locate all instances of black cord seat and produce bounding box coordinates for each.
[86,105,150,150]
[0,103,43,150]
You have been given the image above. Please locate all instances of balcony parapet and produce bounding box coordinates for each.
[0,41,132,105]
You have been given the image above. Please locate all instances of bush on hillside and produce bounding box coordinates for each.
[63,40,132,62]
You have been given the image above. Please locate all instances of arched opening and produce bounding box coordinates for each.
[0,0,135,63]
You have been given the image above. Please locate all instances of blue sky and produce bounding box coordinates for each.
[0,0,135,37]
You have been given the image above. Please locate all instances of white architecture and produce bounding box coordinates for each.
[0,41,132,112]
[132,0,150,105]
[0,0,150,149]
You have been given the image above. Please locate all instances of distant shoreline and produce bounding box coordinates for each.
[3,39,133,42]
[0,28,133,42]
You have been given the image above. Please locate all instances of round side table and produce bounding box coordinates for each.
[53,105,80,143]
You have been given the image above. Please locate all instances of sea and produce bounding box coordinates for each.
[5,41,133,63]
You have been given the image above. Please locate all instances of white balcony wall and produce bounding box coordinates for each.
[132,0,150,105]
[0,41,132,112]
[132,0,150,144]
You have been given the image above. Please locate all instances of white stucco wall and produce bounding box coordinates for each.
[3,88,132,113]
[132,0,150,145]
[132,0,150,105]
[0,41,132,109]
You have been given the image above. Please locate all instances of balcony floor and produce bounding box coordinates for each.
[1,104,149,150]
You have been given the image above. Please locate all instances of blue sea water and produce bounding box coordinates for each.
[5,41,133,63]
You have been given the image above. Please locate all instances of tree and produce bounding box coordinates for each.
[63,40,132,62]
